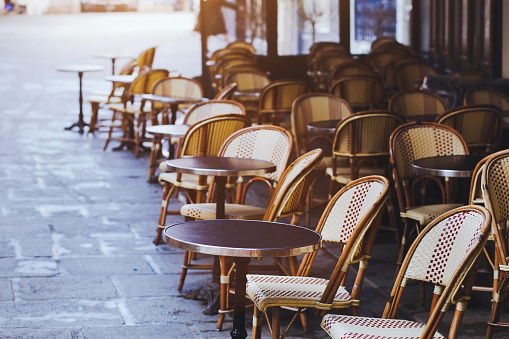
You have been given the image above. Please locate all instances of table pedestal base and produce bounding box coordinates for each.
[231,257,250,339]
[64,120,88,134]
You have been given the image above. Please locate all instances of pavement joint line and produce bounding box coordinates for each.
[144,254,163,275]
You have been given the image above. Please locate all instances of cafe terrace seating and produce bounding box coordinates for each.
[436,105,503,154]
[482,149,509,338]
[257,80,312,125]
[224,69,270,118]
[463,86,509,111]
[391,61,438,91]
[329,75,385,111]
[388,89,449,119]
[103,69,169,156]
[247,175,390,339]
[291,94,353,225]
[154,114,252,245]
[389,122,469,267]
[321,205,491,339]
[312,52,353,92]
[327,61,377,90]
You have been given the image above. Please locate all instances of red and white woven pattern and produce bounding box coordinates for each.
[246,274,351,312]
[404,211,484,285]
[321,181,384,243]
[320,314,445,339]
[222,129,291,182]
[403,203,461,226]
[486,157,509,222]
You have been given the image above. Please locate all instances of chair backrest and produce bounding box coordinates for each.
[215,58,255,77]
[219,125,293,184]
[224,70,270,91]
[366,50,407,72]
[469,154,491,205]
[298,176,390,278]
[389,89,449,118]
[136,46,156,72]
[118,58,138,76]
[125,69,169,101]
[436,104,502,152]
[392,61,438,91]
[383,55,424,83]
[463,87,509,111]
[150,76,204,112]
[183,99,245,125]
[328,61,377,85]
[383,205,491,337]
[259,80,313,114]
[225,40,256,54]
[263,149,323,223]
[291,93,353,156]
[214,82,237,100]
[482,150,509,263]
[329,75,385,111]
[452,70,490,85]
[178,114,252,158]
[389,122,469,211]
[314,53,353,73]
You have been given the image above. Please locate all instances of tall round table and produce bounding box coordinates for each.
[163,219,322,339]
[57,64,105,134]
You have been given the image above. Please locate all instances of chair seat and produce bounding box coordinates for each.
[158,172,211,191]
[326,166,386,185]
[402,203,462,225]
[321,314,445,339]
[246,274,352,312]
[180,203,266,220]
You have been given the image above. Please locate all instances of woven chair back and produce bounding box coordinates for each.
[291,93,353,156]
[178,114,251,158]
[329,75,385,110]
[436,104,502,152]
[389,89,448,118]
[328,61,377,85]
[125,69,169,102]
[224,70,270,91]
[150,76,203,111]
[136,46,156,72]
[464,87,509,111]
[392,62,438,91]
[214,82,237,100]
[183,99,245,126]
[259,80,312,114]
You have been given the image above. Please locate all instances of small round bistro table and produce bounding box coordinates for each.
[165,156,276,219]
[94,53,134,75]
[145,124,190,182]
[307,119,341,136]
[412,154,485,203]
[163,219,322,339]
[141,94,205,125]
[57,64,105,134]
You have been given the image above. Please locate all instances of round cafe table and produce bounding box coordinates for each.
[145,124,190,182]
[94,52,134,75]
[57,64,105,134]
[307,119,341,136]
[163,219,322,339]
[165,156,276,219]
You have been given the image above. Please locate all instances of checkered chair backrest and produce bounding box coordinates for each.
[264,149,323,221]
[403,207,488,287]
[219,126,293,183]
[319,176,388,245]
[291,93,352,156]
[389,89,448,118]
[183,100,245,126]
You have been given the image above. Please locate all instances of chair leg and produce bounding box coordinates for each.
[252,306,263,339]
[88,101,100,134]
[217,256,232,330]
[154,182,175,245]
[178,250,192,291]
[397,219,411,270]
[299,310,308,333]
[103,111,118,151]
[271,306,280,339]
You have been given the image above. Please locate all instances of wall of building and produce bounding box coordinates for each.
[503,1,509,78]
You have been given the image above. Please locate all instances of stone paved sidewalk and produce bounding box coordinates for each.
[0,12,506,339]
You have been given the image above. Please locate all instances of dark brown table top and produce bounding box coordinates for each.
[307,119,341,135]
[165,156,276,177]
[163,219,322,258]
[412,154,485,178]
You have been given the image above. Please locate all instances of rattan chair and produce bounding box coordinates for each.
[463,86,509,111]
[482,150,509,338]
[436,105,502,153]
[313,52,353,91]
[136,46,156,73]
[247,175,390,339]
[392,61,438,91]
[321,205,491,339]
[150,76,204,124]
[327,61,377,90]
[154,114,252,245]
[258,80,312,125]
[389,89,448,119]
[389,122,469,268]
[452,70,490,85]
[103,69,169,156]
[329,75,385,111]
[224,70,270,119]
[225,40,256,53]
[213,82,237,100]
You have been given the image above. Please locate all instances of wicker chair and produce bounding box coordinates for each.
[225,40,256,53]
[436,105,502,153]
[103,69,169,156]
[452,70,490,85]
[179,126,294,328]
[482,150,509,338]
[321,205,491,339]
[327,61,377,90]
[224,70,270,119]
[247,175,390,339]
[213,82,237,100]
[313,52,353,91]
[389,122,469,268]
[391,61,438,91]
[136,46,156,73]
[150,76,204,124]
[154,114,252,245]
[463,86,509,111]
[258,80,312,125]
[329,75,385,111]
[389,89,448,119]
